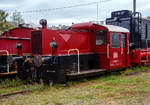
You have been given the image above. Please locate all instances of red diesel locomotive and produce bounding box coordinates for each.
[18,19,130,83]
[0,26,33,75]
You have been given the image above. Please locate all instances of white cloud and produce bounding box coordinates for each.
[0,3,15,8]
[3,0,150,25]
[16,0,46,10]
[138,4,150,11]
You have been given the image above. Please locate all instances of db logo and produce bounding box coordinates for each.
[113,52,118,58]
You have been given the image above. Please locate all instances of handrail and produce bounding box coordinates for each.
[0,50,9,73]
[127,41,130,54]
[121,42,123,55]
[146,39,148,62]
[68,49,80,74]
[107,44,110,59]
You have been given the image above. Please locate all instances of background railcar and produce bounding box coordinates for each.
[0,26,33,75]
[106,10,150,49]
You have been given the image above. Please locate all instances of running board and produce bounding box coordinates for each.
[66,69,106,79]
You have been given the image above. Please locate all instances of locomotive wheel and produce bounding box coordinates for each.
[18,58,33,80]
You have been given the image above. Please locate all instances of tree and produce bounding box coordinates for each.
[11,11,24,26]
[147,16,150,19]
[0,10,14,35]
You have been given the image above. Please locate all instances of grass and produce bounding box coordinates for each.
[0,78,45,95]
[0,77,27,88]
[121,66,150,76]
[1,66,150,105]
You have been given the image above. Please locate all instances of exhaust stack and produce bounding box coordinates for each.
[40,19,47,29]
[133,0,136,16]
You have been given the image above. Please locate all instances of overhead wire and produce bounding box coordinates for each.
[5,0,111,14]
[5,0,112,25]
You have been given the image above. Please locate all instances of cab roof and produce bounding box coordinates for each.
[102,24,129,33]
[72,22,129,33]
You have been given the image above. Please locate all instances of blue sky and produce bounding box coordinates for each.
[0,0,150,26]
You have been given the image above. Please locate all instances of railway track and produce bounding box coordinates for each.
[0,89,32,98]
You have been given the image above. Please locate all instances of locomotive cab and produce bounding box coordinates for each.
[93,23,130,70]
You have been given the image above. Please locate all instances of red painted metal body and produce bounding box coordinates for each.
[131,49,150,65]
[0,27,33,55]
[0,38,31,55]
[38,29,93,56]
[31,22,130,71]
[2,27,32,38]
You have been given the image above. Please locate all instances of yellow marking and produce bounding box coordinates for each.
[0,71,18,75]
[0,53,32,56]
[23,53,32,55]
[0,54,16,56]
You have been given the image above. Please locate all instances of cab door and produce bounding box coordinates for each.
[121,33,127,67]
[95,30,109,70]
[109,32,122,70]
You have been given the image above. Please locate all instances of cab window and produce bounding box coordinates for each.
[111,33,120,48]
[121,33,126,47]
[95,30,107,45]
